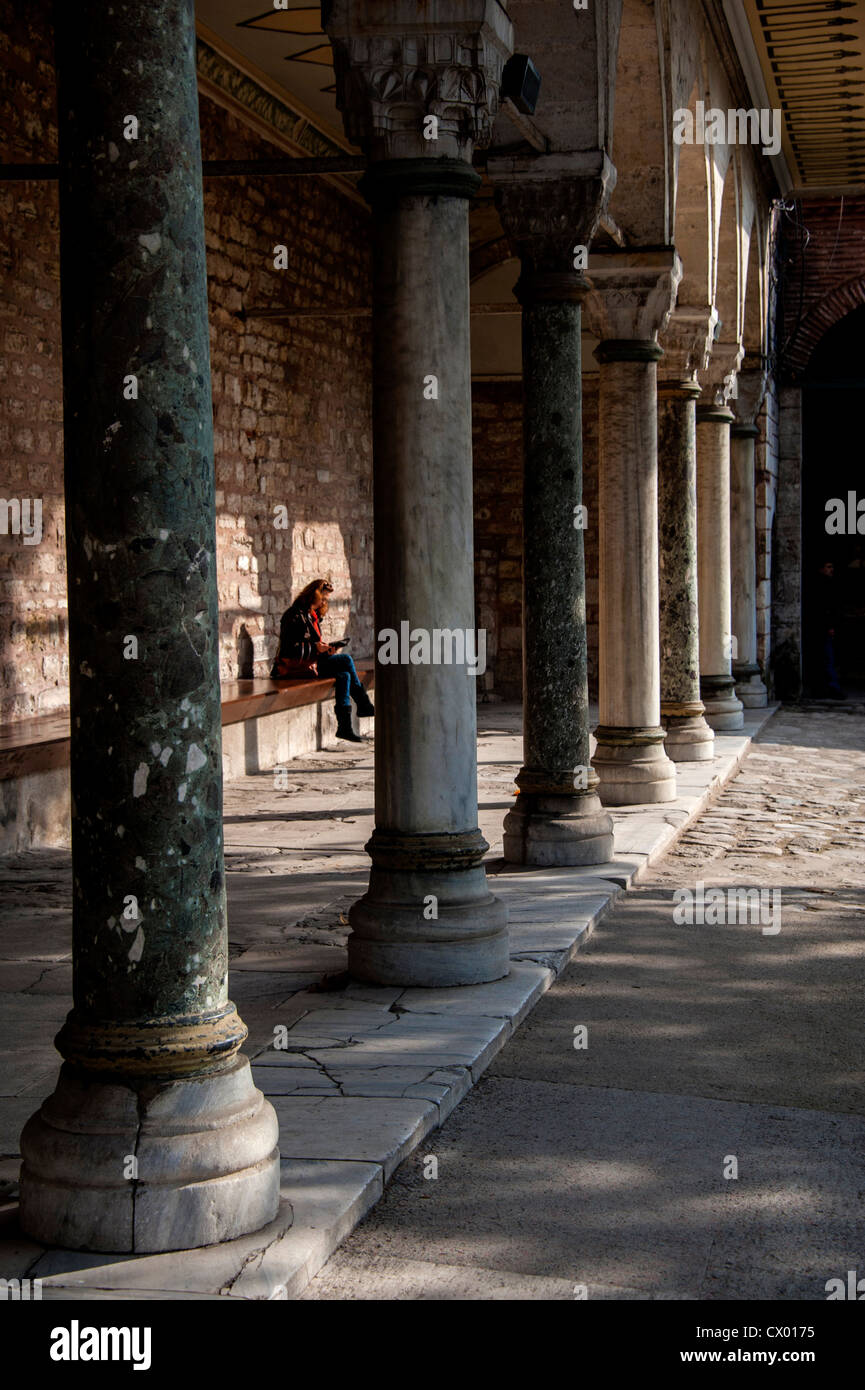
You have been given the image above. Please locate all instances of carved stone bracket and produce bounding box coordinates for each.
[583,249,682,344]
[323,0,513,163]
[487,151,617,285]
[734,361,769,425]
[658,305,718,388]
[701,340,744,408]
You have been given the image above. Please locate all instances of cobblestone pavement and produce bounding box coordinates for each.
[304,708,865,1300]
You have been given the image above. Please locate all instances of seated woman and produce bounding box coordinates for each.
[271,578,374,743]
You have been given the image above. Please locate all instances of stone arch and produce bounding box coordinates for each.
[607,0,671,244]
[742,199,768,361]
[787,276,865,378]
[674,77,715,312]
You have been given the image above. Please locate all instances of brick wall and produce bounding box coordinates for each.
[583,375,600,701]
[756,376,779,687]
[0,2,374,723]
[779,196,865,380]
[772,385,803,698]
[470,375,601,704]
[0,0,65,721]
[199,99,373,677]
[471,382,522,701]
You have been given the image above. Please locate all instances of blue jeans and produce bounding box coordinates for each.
[317,652,364,709]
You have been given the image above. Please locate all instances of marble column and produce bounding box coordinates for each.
[730,368,768,707]
[489,155,614,865]
[584,252,681,805]
[326,1,512,985]
[19,0,279,1253]
[656,311,715,762]
[696,401,745,730]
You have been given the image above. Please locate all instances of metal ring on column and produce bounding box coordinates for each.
[696,404,735,424]
[55,1004,248,1078]
[359,157,482,204]
[658,378,701,400]
[364,826,490,873]
[515,269,588,305]
[593,724,669,746]
[595,339,664,364]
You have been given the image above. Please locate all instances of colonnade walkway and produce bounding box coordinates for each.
[305,707,865,1301]
[2,701,833,1301]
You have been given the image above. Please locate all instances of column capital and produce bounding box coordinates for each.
[323,0,513,164]
[733,361,769,426]
[488,150,616,288]
[658,306,718,389]
[583,249,682,347]
[700,340,744,408]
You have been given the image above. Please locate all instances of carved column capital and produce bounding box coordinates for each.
[323,0,513,164]
[583,249,682,348]
[733,361,769,425]
[658,306,718,389]
[701,341,744,408]
[488,151,616,291]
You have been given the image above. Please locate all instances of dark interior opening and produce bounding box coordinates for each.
[802,304,865,696]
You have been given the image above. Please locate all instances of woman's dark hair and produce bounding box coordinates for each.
[289,578,333,614]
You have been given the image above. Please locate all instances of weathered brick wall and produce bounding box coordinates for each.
[779,196,865,380]
[199,100,373,676]
[471,382,522,701]
[0,0,65,722]
[0,4,374,724]
[773,385,803,698]
[582,375,600,701]
[470,374,600,703]
[756,376,779,688]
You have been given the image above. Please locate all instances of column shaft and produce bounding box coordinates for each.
[657,385,715,760]
[696,406,745,729]
[347,164,507,985]
[730,424,768,706]
[592,346,677,804]
[19,0,278,1254]
[502,284,612,864]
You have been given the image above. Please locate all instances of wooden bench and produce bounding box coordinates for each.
[0,668,375,783]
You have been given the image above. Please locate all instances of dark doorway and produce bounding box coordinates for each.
[802,305,865,697]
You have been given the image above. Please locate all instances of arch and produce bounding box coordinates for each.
[607,0,671,244]
[787,276,865,378]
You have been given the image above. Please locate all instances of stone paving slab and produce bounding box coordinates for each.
[0,703,777,1299]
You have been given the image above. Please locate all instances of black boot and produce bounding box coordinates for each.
[335,706,362,742]
[353,688,375,718]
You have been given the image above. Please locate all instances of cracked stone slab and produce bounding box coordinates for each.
[396,962,552,1028]
[269,1096,439,1179]
[253,1063,472,1120]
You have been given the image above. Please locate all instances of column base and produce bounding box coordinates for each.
[18,1055,280,1253]
[661,703,715,763]
[348,830,509,987]
[503,790,614,867]
[734,663,768,708]
[700,674,745,730]
[591,727,677,806]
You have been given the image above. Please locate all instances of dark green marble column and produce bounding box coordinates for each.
[503,271,613,864]
[19,0,278,1254]
[657,382,715,761]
